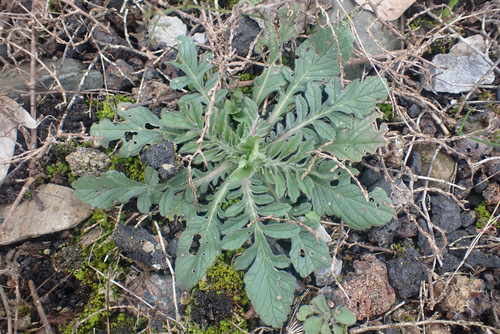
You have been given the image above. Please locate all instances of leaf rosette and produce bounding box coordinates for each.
[73,10,393,328]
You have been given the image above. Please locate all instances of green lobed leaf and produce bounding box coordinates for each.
[312,295,330,315]
[267,25,354,125]
[233,243,258,270]
[297,305,316,321]
[90,104,167,157]
[334,307,357,325]
[332,324,344,334]
[260,221,299,239]
[328,77,388,118]
[221,226,254,250]
[310,168,393,230]
[244,247,295,328]
[175,216,221,290]
[169,36,214,104]
[253,65,288,107]
[290,224,331,277]
[72,169,165,211]
[325,115,388,162]
[302,316,324,334]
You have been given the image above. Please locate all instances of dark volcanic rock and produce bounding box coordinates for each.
[407,104,422,118]
[360,168,381,187]
[231,16,260,56]
[368,218,397,247]
[461,210,476,228]
[140,141,178,181]
[430,195,461,232]
[113,224,167,270]
[387,245,427,299]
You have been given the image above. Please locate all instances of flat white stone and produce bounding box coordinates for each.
[0,184,92,246]
[426,35,495,93]
[148,15,187,47]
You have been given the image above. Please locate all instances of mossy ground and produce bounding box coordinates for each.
[185,252,249,333]
[58,209,149,333]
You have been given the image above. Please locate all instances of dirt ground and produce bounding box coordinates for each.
[0,0,499,333]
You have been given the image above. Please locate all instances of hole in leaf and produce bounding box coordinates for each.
[299,248,306,258]
[309,251,315,256]
[369,197,375,203]
[189,234,201,255]
[331,180,339,186]
[124,131,137,141]
[145,123,160,130]
[344,148,348,152]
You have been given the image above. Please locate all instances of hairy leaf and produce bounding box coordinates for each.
[90,104,167,157]
[244,242,295,328]
[72,167,165,212]
[290,221,331,277]
[175,216,221,289]
[310,168,393,230]
[169,36,215,104]
[325,115,388,162]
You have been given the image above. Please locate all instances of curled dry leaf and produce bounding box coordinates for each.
[0,96,37,185]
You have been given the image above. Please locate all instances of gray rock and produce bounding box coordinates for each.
[0,184,92,246]
[394,215,418,238]
[425,35,495,93]
[314,257,342,286]
[105,59,137,90]
[439,253,462,274]
[430,195,461,232]
[416,145,456,190]
[0,57,103,98]
[387,246,427,299]
[148,15,187,47]
[369,177,412,206]
[360,168,381,187]
[232,16,261,57]
[126,272,180,317]
[474,174,489,194]
[66,147,110,178]
[454,137,492,160]
[407,104,422,119]
[140,141,178,181]
[461,210,476,228]
[328,0,400,80]
[368,217,397,247]
[464,251,500,268]
[408,151,422,175]
[113,223,168,270]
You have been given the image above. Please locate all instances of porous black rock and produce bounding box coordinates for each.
[387,245,427,299]
[231,16,260,56]
[113,224,167,270]
[430,195,461,232]
[140,141,178,181]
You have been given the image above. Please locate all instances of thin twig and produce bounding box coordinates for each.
[153,220,180,322]
[0,285,12,334]
[28,280,55,334]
